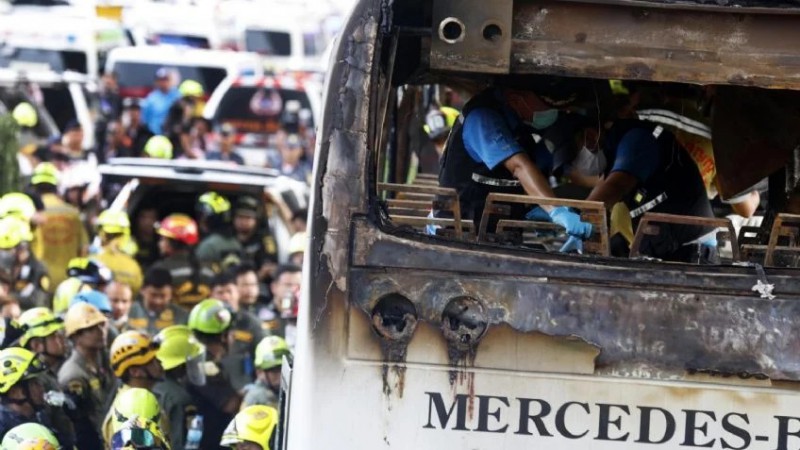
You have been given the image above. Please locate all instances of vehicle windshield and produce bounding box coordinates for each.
[112,61,227,95]
[0,87,58,139]
[40,85,77,133]
[212,86,314,135]
[0,47,88,74]
[244,29,291,56]
[153,34,211,49]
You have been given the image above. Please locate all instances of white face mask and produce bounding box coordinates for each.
[572,145,607,177]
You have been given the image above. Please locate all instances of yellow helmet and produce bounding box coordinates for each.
[11,102,38,128]
[63,302,107,338]
[154,325,204,370]
[0,216,33,249]
[198,192,231,216]
[18,307,64,347]
[53,277,92,315]
[110,330,159,378]
[0,193,37,222]
[220,405,278,450]
[31,162,60,186]
[111,388,161,432]
[179,79,204,98]
[144,135,173,159]
[254,336,291,370]
[1,423,59,450]
[97,210,131,235]
[0,347,45,394]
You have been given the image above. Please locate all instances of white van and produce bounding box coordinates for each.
[203,73,322,166]
[0,11,128,78]
[105,46,263,99]
[0,68,97,149]
[122,1,226,50]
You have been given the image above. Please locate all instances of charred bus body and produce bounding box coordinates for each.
[286,0,800,448]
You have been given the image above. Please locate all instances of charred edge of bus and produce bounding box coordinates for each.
[370,293,417,397]
[441,296,488,384]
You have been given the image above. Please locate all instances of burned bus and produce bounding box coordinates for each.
[283,0,800,448]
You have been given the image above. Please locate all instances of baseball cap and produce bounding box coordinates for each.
[155,68,170,80]
[286,134,303,148]
[220,123,236,136]
[234,195,259,217]
[64,120,82,133]
[122,98,141,110]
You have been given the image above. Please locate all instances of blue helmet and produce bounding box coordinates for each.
[70,290,112,315]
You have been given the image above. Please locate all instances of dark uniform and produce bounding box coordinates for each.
[188,361,239,450]
[127,302,189,336]
[239,232,278,275]
[57,350,114,450]
[221,309,264,391]
[11,257,50,310]
[195,233,242,272]
[40,369,76,449]
[0,405,45,441]
[150,253,215,311]
[154,376,200,450]
[601,120,716,262]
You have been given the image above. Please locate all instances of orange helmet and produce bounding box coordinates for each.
[155,214,199,246]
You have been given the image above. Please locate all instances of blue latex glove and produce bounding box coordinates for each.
[559,235,584,254]
[549,206,593,239]
[524,206,552,222]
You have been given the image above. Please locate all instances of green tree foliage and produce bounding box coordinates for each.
[0,115,20,195]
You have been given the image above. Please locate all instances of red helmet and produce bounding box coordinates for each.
[155,214,199,246]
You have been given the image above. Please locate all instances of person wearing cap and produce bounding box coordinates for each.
[102,331,168,446]
[142,68,181,135]
[275,132,310,183]
[207,123,245,165]
[121,98,153,158]
[188,298,243,450]
[232,196,278,281]
[53,257,113,315]
[0,216,50,310]
[16,307,76,449]
[287,231,306,266]
[153,325,207,449]
[150,214,216,310]
[127,267,189,335]
[29,162,89,288]
[0,347,50,441]
[436,76,594,241]
[57,302,114,450]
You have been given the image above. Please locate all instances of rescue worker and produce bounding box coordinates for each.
[1,422,60,450]
[143,135,174,160]
[262,265,301,344]
[106,388,167,449]
[423,105,460,156]
[436,77,593,239]
[179,79,206,119]
[0,216,50,310]
[241,336,291,409]
[0,347,47,440]
[151,214,215,311]
[232,196,278,281]
[54,257,114,315]
[0,192,39,226]
[109,415,170,450]
[29,162,89,288]
[17,308,75,449]
[106,281,133,332]
[188,298,242,450]
[220,405,278,450]
[121,98,153,158]
[153,325,207,449]
[584,117,719,263]
[234,264,271,322]
[195,192,242,270]
[212,272,264,391]
[128,268,188,335]
[94,210,143,294]
[58,302,114,450]
[103,331,167,446]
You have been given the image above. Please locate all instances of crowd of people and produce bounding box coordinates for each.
[0,68,313,450]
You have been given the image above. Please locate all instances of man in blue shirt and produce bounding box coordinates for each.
[438,78,593,243]
[585,119,717,263]
[141,68,181,135]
